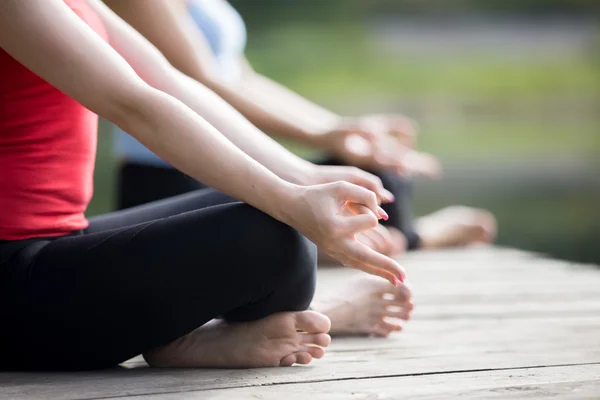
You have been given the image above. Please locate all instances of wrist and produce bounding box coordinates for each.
[268,179,304,226]
[278,159,318,186]
[303,115,344,149]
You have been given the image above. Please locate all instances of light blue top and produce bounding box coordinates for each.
[114,0,247,166]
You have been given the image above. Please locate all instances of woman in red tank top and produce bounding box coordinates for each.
[0,0,406,370]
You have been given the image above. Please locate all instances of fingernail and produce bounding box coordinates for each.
[377,206,389,221]
[398,273,404,283]
[392,277,399,286]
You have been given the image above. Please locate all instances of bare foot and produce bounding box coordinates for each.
[318,224,407,265]
[312,276,413,337]
[143,311,331,368]
[416,206,497,249]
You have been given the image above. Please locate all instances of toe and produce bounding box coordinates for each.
[462,207,497,243]
[279,354,297,367]
[295,311,331,334]
[385,307,412,320]
[469,223,488,243]
[302,345,326,359]
[392,282,412,304]
[294,352,313,365]
[380,288,411,307]
[370,326,392,337]
[378,319,403,333]
[480,210,498,240]
[300,333,331,347]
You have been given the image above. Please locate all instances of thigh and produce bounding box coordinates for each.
[89,186,236,233]
[0,199,315,370]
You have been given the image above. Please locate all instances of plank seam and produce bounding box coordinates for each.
[85,361,600,400]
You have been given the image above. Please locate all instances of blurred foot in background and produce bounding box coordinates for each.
[416,206,497,249]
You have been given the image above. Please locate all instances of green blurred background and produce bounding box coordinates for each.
[93,0,600,264]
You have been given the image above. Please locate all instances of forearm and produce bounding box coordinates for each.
[102,0,338,148]
[0,0,297,223]
[118,84,295,220]
[235,72,342,145]
[152,69,317,185]
[93,0,316,185]
[200,73,339,147]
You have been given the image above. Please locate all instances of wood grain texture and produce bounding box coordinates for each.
[110,364,600,400]
[1,247,598,400]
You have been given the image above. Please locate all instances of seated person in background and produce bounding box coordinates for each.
[106,0,497,254]
[0,0,412,370]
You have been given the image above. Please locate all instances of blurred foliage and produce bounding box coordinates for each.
[231,0,600,27]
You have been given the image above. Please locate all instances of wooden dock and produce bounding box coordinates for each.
[2,247,600,399]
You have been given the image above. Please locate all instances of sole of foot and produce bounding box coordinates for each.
[416,206,497,249]
[313,275,413,337]
[143,310,331,368]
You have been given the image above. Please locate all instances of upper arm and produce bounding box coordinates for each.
[0,0,149,122]
[101,0,217,84]
[84,0,180,89]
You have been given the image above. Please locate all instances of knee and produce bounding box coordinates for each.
[272,221,318,308]
[243,207,317,309]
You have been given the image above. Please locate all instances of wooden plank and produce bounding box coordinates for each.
[1,248,597,400]
[316,249,600,319]
[107,364,600,400]
[3,316,599,399]
[318,248,600,302]
[412,300,600,319]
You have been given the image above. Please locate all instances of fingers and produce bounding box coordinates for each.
[356,231,376,250]
[371,224,396,255]
[352,127,379,143]
[339,213,379,235]
[334,182,383,219]
[346,202,389,224]
[346,208,400,256]
[344,240,405,284]
[400,151,442,178]
[356,223,395,256]
[346,261,397,285]
[374,146,410,175]
[346,168,395,204]
[387,115,418,146]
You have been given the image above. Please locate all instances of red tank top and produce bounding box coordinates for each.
[0,0,108,240]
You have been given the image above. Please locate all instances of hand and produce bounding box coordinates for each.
[303,164,395,204]
[357,224,406,257]
[314,114,441,178]
[356,114,418,147]
[280,182,405,285]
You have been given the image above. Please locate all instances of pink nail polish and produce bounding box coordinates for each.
[377,206,389,221]
[392,277,399,286]
[398,274,404,283]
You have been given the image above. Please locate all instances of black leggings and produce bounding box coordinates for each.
[0,190,316,371]
[118,158,421,249]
